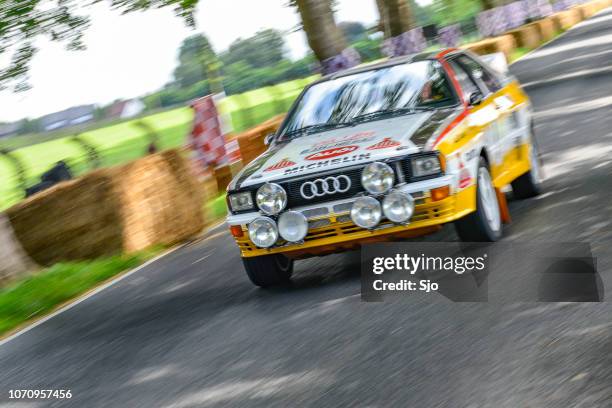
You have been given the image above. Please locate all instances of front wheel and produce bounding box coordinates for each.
[243,254,294,287]
[454,158,502,242]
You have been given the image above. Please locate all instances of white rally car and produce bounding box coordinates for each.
[226,49,542,287]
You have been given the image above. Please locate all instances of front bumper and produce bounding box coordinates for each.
[228,175,477,259]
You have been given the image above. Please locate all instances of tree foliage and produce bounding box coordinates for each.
[0,0,197,92]
[172,34,216,88]
[221,29,286,69]
[338,21,368,43]
[423,0,483,26]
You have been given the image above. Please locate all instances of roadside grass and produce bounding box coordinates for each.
[0,249,161,337]
[204,193,227,225]
[510,47,532,63]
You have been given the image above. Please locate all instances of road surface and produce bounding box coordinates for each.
[2,8,612,407]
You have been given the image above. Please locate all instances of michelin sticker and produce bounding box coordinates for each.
[284,153,372,175]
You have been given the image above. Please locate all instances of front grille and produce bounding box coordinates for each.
[400,159,412,180]
[230,152,442,214]
[281,167,365,208]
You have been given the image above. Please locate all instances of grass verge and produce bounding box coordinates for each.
[203,193,227,228]
[0,249,161,337]
[509,47,532,63]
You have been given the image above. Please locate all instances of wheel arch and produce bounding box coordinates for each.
[479,147,490,167]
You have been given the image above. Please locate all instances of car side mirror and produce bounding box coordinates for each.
[264,133,274,146]
[468,91,483,106]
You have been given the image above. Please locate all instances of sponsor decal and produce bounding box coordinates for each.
[458,163,472,188]
[305,145,359,161]
[366,138,401,150]
[264,158,296,172]
[312,131,375,148]
[284,153,372,175]
[301,132,376,155]
[464,148,477,162]
[494,95,515,110]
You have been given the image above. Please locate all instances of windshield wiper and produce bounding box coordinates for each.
[351,106,438,124]
[352,107,417,123]
[283,122,352,138]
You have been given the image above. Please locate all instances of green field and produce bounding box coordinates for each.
[0,76,317,210]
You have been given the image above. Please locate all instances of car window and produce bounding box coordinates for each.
[448,60,479,104]
[455,55,502,95]
[278,60,458,140]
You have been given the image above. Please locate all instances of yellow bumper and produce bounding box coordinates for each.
[234,185,477,259]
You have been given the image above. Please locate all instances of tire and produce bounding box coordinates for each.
[243,254,294,287]
[512,133,542,199]
[455,158,503,242]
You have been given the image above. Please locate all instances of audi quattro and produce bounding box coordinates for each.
[226,49,542,287]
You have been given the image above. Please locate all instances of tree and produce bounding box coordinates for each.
[221,29,286,69]
[173,34,216,89]
[3,0,355,90]
[292,0,350,68]
[479,0,497,10]
[0,0,197,92]
[426,0,483,25]
[376,0,415,38]
[338,21,367,43]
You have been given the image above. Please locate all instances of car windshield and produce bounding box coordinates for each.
[278,60,457,141]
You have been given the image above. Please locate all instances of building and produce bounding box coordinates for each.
[107,99,145,120]
[39,105,95,132]
[0,122,20,138]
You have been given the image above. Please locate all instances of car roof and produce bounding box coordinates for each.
[314,49,463,84]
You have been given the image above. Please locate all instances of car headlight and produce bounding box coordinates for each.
[248,217,279,248]
[351,196,382,229]
[228,191,254,212]
[361,162,395,195]
[256,183,287,215]
[382,191,414,223]
[411,155,441,178]
[278,211,308,242]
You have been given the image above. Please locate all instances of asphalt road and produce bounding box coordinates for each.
[2,9,612,407]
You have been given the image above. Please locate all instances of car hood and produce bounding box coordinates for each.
[230,109,457,190]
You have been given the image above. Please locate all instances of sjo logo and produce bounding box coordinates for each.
[305,145,359,161]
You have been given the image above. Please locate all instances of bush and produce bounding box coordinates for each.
[353,38,384,62]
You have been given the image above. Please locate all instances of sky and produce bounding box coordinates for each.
[0,0,430,122]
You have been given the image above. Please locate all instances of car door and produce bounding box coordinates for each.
[451,54,518,184]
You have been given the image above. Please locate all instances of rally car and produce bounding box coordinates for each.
[226,48,542,287]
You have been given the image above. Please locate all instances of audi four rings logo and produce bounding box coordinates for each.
[300,175,352,199]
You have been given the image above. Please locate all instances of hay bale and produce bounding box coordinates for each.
[506,25,541,49]
[0,213,37,284]
[7,171,124,264]
[7,150,204,265]
[213,165,233,193]
[576,3,598,18]
[236,114,284,164]
[552,9,582,30]
[599,0,611,9]
[465,35,516,60]
[115,150,205,253]
[530,18,555,42]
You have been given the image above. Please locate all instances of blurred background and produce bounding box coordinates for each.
[0,0,579,211]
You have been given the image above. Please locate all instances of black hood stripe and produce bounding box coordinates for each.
[229,143,285,191]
